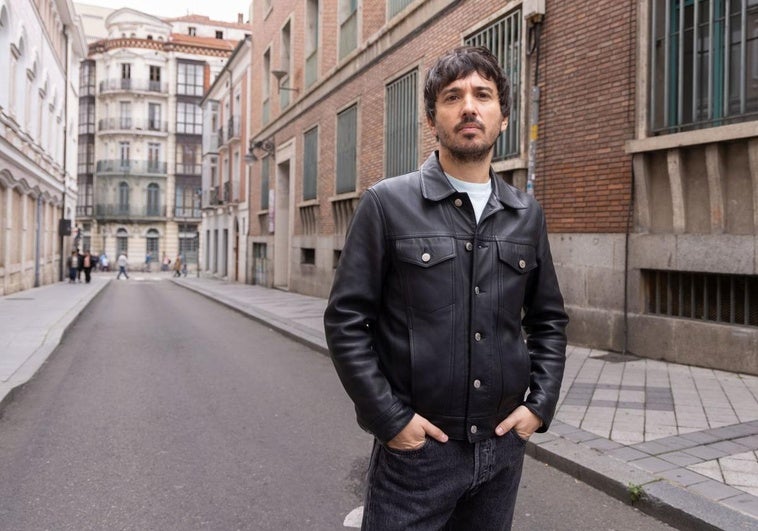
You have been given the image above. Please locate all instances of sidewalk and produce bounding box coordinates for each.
[1,274,757,529]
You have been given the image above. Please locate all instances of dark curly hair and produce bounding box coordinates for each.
[424,46,511,122]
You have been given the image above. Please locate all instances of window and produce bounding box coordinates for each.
[339,0,358,59]
[146,183,160,216]
[77,175,94,216]
[78,100,95,134]
[118,182,130,213]
[336,105,358,193]
[215,31,224,39]
[176,101,202,134]
[77,141,95,175]
[119,101,131,129]
[649,0,758,134]
[306,0,320,87]
[385,70,418,177]
[120,63,131,89]
[116,228,128,255]
[262,49,271,124]
[388,0,414,18]
[301,248,316,265]
[148,65,161,91]
[175,182,200,217]
[79,60,96,96]
[148,103,162,131]
[119,141,130,168]
[261,156,270,209]
[179,223,198,265]
[147,142,161,172]
[177,62,204,96]
[465,10,521,160]
[176,142,201,174]
[303,127,318,199]
[188,27,196,36]
[280,21,292,108]
[146,229,160,258]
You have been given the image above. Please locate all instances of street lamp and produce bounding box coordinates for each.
[245,138,275,164]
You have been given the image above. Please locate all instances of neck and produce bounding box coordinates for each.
[437,148,492,183]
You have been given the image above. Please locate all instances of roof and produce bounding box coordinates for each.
[162,14,250,29]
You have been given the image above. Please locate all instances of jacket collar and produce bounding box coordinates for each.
[419,151,528,210]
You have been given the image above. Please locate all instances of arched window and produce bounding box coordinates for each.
[116,228,128,256]
[146,228,159,261]
[146,183,160,216]
[117,181,129,214]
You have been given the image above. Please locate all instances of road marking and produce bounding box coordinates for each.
[343,506,362,528]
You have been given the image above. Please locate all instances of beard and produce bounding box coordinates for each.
[437,117,498,163]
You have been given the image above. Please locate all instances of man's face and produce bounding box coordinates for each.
[427,71,508,163]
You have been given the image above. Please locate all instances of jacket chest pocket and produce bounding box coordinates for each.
[496,241,537,314]
[395,237,456,313]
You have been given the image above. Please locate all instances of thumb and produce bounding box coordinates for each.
[495,417,514,436]
[422,419,449,443]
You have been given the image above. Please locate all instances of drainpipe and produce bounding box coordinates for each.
[34,194,41,286]
[526,17,542,195]
[59,27,70,282]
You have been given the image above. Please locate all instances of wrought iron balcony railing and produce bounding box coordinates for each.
[95,159,168,175]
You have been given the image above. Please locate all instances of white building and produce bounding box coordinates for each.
[0,0,87,295]
[75,7,249,271]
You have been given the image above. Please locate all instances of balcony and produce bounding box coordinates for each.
[175,206,201,218]
[98,118,168,134]
[176,163,202,176]
[227,115,241,142]
[76,204,94,217]
[99,78,168,95]
[94,204,167,220]
[96,159,168,176]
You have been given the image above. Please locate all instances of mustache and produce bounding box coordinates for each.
[454,116,484,132]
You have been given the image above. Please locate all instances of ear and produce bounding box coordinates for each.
[426,114,438,139]
[500,116,509,132]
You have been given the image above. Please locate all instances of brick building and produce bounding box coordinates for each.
[244,0,758,375]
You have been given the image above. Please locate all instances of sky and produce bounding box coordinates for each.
[78,0,251,23]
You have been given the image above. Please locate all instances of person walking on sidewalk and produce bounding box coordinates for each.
[173,254,182,278]
[324,46,568,530]
[116,252,129,280]
[66,251,78,283]
[82,250,93,283]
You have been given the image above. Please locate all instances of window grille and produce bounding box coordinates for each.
[385,70,418,177]
[650,0,758,133]
[303,127,318,199]
[388,0,413,18]
[465,10,522,160]
[644,269,758,326]
[336,105,358,193]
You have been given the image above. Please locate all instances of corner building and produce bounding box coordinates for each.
[77,8,248,271]
[246,0,758,375]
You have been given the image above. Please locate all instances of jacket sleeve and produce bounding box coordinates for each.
[323,190,415,443]
[521,204,569,432]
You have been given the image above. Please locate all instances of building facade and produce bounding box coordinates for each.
[0,0,87,295]
[200,35,252,282]
[242,0,757,375]
[76,8,248,271]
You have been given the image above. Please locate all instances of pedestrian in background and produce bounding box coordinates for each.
[161,253,170,272]
[173,254,182,278]
[116,252,129,280]
[66,251,78,283]
[76,248,85,282]
[145,251,152,272]
[324,46,568,530]
[82,250,93,283]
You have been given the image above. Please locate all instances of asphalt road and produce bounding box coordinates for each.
[0,279,672,530]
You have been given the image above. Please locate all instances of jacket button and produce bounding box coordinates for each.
[470,425,478,434]
[518,259,526,269]
[421,252,431,263]
[474,286,480,295]
[454,198,463,207]
[473,379,481,389]
[474,332,482,341]
[465,242,473,251]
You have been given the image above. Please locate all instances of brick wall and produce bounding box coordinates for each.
[538,0,636,233]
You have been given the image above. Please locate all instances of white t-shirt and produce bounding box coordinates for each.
[445,173,492,223]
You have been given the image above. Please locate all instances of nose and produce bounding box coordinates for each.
[461,92,478,116]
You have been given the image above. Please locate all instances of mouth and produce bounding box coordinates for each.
[456,122,484,134]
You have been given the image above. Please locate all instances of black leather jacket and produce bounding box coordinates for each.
[324,152,568,443]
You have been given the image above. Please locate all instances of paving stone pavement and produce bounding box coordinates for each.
[1,274,757,529]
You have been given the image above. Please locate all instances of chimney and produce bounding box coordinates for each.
[237,13,244,24]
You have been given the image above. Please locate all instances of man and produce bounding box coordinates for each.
[324,46,568,530]
[116,252,129,280]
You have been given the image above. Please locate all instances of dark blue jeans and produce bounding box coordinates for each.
[362,430,526,530]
